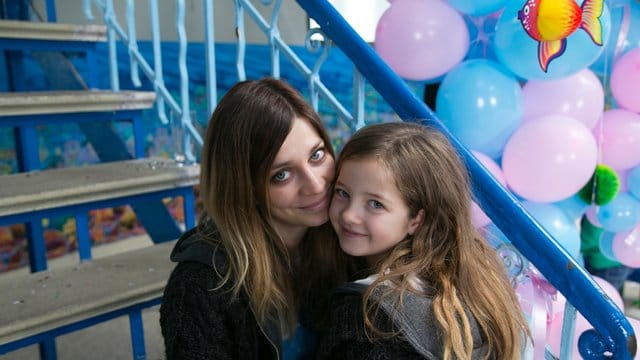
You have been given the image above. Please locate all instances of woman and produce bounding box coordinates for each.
[160,78,353,359]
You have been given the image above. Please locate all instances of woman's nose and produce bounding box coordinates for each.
[301,167,326,194]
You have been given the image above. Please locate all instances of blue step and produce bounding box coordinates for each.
[0,157,199,272]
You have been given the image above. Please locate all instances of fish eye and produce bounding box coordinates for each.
[524,5,530,15]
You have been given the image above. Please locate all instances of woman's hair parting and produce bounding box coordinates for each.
[336,122,529,359]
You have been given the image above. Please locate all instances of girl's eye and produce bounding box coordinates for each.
[310,148,325,162]
[334,188,349,199]
[368,200,384,209]
[524,5,529,15]
[272,170,291,183]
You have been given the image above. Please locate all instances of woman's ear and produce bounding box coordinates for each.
[407,209,425,236]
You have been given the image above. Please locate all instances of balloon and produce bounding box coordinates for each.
[502,115,598,203]
[522,69,604,129]
[610,48,640,113]
[493,0,612,80]
[596,192,640,233]
[448,0,508,16]
[522,201,582,259]
[375,0,469,81]
[629,166,640,200]
[612,225,640,267]
[436,59,523,159]
[593,109,640,171]
[471,151,507,228]
[554,195,590,223]
[591,1,640,76]
[464,13,499,60]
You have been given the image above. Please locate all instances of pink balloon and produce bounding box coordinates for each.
[502,115,598,203]
[375,0,469,81]
[612,225,640,267]
[585,206,603,227]
[593,109,640,171]
[611,48,640,113]
[523,69,604,129]
[471,151,507,228]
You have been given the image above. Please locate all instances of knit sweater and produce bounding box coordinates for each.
[316,282,489,359]
[160,227,281,359]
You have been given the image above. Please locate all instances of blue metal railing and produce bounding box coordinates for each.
[295,0,636,358]
[84,0,204,162]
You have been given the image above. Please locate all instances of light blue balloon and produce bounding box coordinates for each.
[628,165,640,201]
[591,1,640,76]
[448,0,509,16]
[493,0,612,80]
[464,14,499,61]
[554,194,590,223]
[436,59,523,159]
[598,230,618,261]
[596,192,640,232]
[522,201,582,259]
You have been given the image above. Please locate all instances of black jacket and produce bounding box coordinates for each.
[160,227,282,359]
[317,282,489,359]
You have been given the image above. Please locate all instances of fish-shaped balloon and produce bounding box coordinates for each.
[517,0,604,72]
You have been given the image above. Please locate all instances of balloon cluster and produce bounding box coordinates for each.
[375,0,640,357]
[375,0,640,266]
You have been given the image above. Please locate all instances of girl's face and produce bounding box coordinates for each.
[268,117,335,249]
[329,158,423,265]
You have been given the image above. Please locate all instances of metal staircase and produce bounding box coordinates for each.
[0,1,199,358]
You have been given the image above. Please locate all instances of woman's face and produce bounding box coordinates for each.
[267,117,335,249]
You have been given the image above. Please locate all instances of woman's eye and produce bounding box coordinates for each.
[310,148,325,162]
[368,200,384,209]
[272,170,291,183]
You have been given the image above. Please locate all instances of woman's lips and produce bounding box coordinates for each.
[301,194,328,211]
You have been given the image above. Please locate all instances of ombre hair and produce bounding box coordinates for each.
[199,78,348,335]
[336,122,530,359]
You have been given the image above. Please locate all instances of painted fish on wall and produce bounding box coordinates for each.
[517,0,604,72]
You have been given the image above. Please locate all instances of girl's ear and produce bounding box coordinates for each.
[407,209,425,236]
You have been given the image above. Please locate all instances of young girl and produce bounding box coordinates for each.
[319,122,530,359]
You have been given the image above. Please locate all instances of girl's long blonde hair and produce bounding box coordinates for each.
[336,122,530,359]
[199,78,350,336]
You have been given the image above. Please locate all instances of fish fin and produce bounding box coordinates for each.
[580,0,604,45]
[538,39,567,72]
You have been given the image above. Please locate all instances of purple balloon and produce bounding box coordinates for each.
[375,0,469,81]
[522,69,604,129]
[502,115,598,203]
[593,109,640,170]
[611,48,640,113]
[612,225,640,267]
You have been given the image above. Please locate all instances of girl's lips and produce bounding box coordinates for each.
[340,226,366,238]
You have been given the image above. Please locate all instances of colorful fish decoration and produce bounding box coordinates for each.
[517,0,604,72]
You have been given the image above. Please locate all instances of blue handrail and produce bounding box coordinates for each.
[296,0,637,358]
